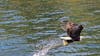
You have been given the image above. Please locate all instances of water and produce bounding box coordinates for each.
[33,36,92,56]
[0,0,100,56]
[33,38,62,56]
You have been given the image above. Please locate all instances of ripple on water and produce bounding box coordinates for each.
[89,25,100,29]
[0,10,17,13]
[39,10,64,16]
[58,16,70,22]
[0,28,5,33]
[0,0,99,56]
[93,10,100,14]
[1,11,19,18]
[32,18,52,24]
[0,20,26,25]
[48,43,99,56]
[0,34,31,56]
[35,31,57,36]
[15,24,28,27]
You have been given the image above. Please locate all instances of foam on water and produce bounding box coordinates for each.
[33,38,62,56]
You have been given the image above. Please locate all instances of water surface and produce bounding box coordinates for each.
[0,0,100,56]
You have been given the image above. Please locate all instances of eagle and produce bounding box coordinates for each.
[61,21,84,41]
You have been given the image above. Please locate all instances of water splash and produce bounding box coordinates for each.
[33,38,62,56]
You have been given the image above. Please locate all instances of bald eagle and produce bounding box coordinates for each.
[61,21,83,41]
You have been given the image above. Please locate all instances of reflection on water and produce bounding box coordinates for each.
[0,0,100,56]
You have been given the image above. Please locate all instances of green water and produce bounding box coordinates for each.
[0,0,100,56]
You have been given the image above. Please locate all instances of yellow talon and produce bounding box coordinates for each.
[63,40,69,46]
